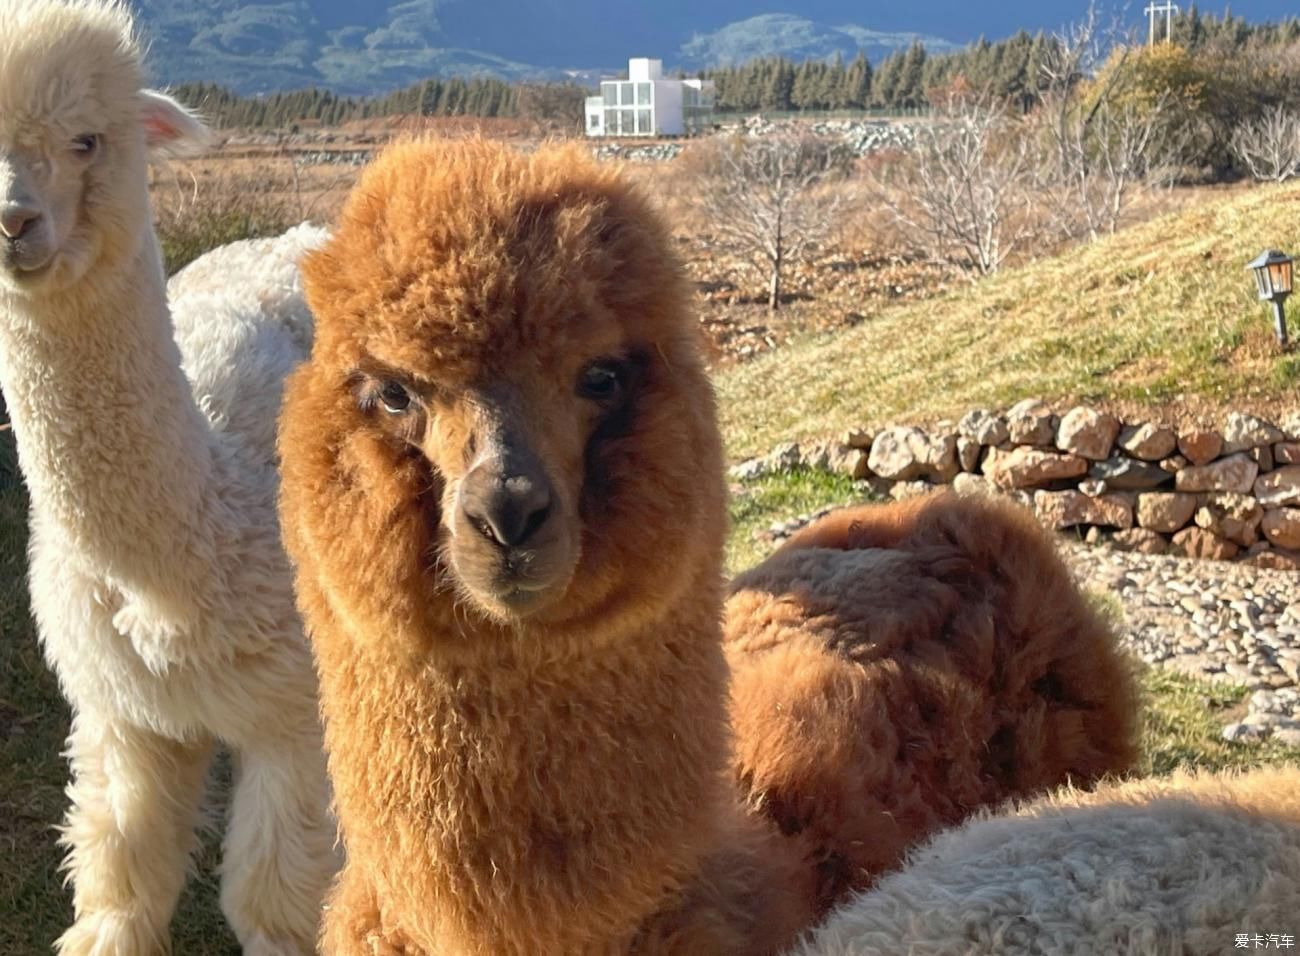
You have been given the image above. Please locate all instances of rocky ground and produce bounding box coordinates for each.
[760,505,1300,746]
[1067,542,1300,746]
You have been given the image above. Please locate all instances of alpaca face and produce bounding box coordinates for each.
[283,142,727,654]
[0,2,208,294]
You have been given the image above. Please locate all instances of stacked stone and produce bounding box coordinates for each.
[730,402,1300,568]
[590,143,684,163]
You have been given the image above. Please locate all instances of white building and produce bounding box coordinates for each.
[584,58,715,138]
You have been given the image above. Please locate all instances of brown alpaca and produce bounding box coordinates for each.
[725,492,1139,913]
[276,140,1137,955]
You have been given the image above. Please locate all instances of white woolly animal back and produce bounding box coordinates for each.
[169,223,329,463]
[799,766,1300,956]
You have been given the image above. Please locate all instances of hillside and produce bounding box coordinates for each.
[715,182,1300,460]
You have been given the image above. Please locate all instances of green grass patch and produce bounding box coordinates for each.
[726,467,868,573]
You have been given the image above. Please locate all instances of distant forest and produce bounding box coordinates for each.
[173,6,1300,129]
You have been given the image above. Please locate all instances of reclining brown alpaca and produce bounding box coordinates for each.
[277,140,1137,955]
[726,493,1139,912]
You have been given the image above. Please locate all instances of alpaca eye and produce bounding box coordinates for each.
[578,362,624,401]
[71,134,100,156]
[378,379,412,414]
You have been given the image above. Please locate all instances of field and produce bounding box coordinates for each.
[2,132,1299,952]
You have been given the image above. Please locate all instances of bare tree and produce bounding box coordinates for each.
[1232,105,1300,182]
[876,92,1036,275]
[1035,7,1185,241]
[690,131,847,310]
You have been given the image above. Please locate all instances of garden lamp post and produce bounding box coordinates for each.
[1247,249,1293,347]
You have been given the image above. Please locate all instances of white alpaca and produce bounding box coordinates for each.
[798,765,1300,956]
[0,2,335,953]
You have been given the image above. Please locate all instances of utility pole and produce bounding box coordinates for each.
[1144,1,1179,45]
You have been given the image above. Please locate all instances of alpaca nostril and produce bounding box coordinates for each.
[0,205,41,241]
[463,474,554,549]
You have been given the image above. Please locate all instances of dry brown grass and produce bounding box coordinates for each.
[149,151,358,275]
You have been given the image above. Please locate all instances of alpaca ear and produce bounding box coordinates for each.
[139,90,212,159]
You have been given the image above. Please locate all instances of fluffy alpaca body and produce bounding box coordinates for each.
[280,139,815,955]
[726,493,1139,911]
[799,765,1300,955]
[0,3,334,952]
[278,140,1136,955]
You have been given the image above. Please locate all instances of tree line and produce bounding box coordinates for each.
[172,77,587,129]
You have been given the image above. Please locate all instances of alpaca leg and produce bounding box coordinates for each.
[56,714,213,956]
[219,739,337,956]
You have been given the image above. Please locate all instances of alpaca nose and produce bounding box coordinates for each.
[461,464,554,549]
[0,204,41,241]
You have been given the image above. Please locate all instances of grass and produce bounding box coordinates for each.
[714,180,1300,460]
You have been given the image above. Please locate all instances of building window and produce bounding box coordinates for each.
[623,84,637,106]
[601,82,618,106]
[588,114,600,130]
[637,109,651,134]
[620,109,634,134]
[637,83,651,105]
[604,109,617,132]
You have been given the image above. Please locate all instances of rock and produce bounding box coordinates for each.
[951,473,992,497]
[1172,527,1241,561]
[1275,441,1300,465]
[1089,456,1172,491]
[1137,492,1198,532]
[1084,526,1106,545]
[1255,465,1300,507]
[1056,407,1120,460]
[1263,508,1300,550]
[1280,410,1300,441]
[984,447,1089,490]
[1160,454,1189,474]
[1079,479,1106,497]
[1222,412,1285,453]
[769,442,803,471]
[1175,454,1259,494]
[1194,493,1263,547]
[869,427,958,482]
[957,437,982,472]
[957,409,1008,446]
[1221,722,1267,742]
[1034,490,1134,530]
[1247,546,1300,572]
[1006,398,1055,446]
[1112,528,1169,554]
[890,480,934,501]
[1117,423,1177,461]
[1178,430,1223,466]
[803,442,834,471]
[729,458,768,481]
[1251,444,1275,472]
[844,429,874,449]
[826,445,871,480]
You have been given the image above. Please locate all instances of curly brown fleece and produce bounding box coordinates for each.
[726,493,1139,914]
[276,140,1137,956]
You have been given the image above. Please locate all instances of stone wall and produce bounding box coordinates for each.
[730,401,1300,569]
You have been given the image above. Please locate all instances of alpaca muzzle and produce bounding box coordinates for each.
[450,438,576,616]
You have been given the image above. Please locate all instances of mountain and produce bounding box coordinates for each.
[127,0,1298,96]
[678,14,960,67]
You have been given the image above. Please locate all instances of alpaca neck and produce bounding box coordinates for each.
[326,600,734,954]
[0,232,216,594]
